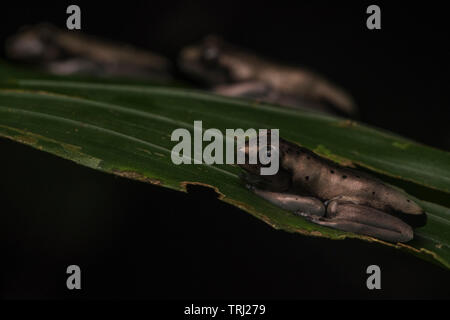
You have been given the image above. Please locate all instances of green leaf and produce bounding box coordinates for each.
[1,64,449,269]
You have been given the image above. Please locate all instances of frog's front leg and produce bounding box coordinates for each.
[248,186,326,217]
[305,200,414,243]
[213,81,273,100]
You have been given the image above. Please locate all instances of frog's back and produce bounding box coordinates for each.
[279,139,425,220]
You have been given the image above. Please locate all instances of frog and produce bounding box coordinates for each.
[5,23,172,81]
[179,36,358,117]
[239,134,427,243]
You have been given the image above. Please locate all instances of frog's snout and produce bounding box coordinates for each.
[237,138,261,175]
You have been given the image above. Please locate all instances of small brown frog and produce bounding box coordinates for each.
[240,135,426,243]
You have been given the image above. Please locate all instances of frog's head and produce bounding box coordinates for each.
[237,132,290,191]
[238,135,266,176]
[178,36,232,85]
[6,24,61,63]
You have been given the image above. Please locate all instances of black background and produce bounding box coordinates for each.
[0,1,449,299]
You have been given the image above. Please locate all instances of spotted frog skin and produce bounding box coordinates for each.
[240,137,427,243]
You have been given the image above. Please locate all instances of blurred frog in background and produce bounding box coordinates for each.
[5,23,172,81]
[179,36,358,117]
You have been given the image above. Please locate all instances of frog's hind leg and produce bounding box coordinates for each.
[304,200,413,243]
[247,186,326,217]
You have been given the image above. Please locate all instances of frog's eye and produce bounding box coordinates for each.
[258,145,278,158]
[202,45,220,66]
